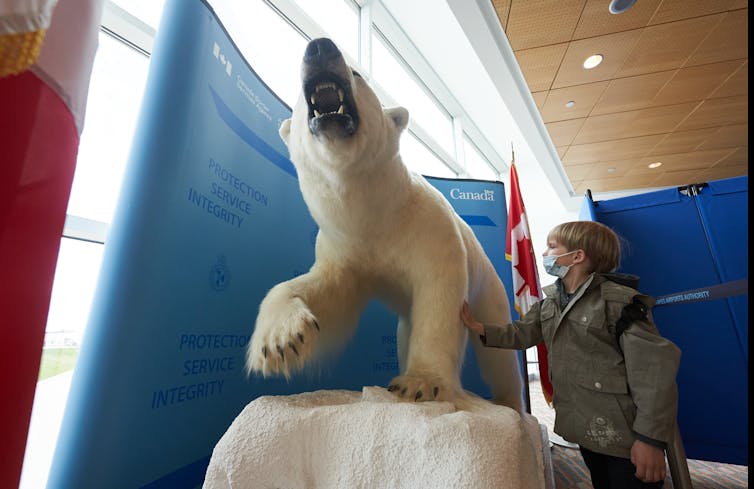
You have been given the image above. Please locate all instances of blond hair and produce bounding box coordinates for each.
[548,221,621,273]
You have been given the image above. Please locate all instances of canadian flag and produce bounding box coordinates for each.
[0,0,104,486]
[505,157,554,406]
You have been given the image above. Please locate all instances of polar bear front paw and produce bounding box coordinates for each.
[246,296,320,378]
[387,374,459,403]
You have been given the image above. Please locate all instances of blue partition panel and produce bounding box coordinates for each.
[695,177,748,361]
[47,1,520,486]
[593,177,748,465]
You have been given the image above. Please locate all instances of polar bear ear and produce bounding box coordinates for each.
[385,107,409,133]
[279,118,292,145]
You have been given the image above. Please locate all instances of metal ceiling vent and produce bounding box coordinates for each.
[609,0,637,14]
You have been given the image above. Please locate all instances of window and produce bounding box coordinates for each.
[463,136,498,181]
[66,31,149,225]
[111,0,165,29]
[210,1,307,107]
[291,0,359,62]
[20,239,104,488]
[401,132,456,178]
[371,33,455,158]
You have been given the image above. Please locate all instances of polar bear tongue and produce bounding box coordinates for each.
[313,87,341,114]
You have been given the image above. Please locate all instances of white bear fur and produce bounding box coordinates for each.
[246,38,523,412]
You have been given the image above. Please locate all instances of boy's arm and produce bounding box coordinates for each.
[461,300,545,349]
[621,307,682,446]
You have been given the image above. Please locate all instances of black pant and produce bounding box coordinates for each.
[580,446,664,489]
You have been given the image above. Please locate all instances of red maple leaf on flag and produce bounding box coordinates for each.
[514,234,539,298]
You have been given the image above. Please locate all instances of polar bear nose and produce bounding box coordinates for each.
[305,38,340,65]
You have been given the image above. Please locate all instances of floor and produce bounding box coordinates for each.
[528,380,749,489]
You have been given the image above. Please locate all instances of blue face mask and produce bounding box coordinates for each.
[543,250,577,279]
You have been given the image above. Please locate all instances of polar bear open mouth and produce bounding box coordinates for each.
[304,73,359,136]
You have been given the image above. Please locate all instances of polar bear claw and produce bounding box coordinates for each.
[247,295,320,379]
[388,374,458,403]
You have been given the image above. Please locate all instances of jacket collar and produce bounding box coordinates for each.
[543,273,600,300]
[543,272,639,298]
[543,274,603,319]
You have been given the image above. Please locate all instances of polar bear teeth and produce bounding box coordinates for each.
[310,82,346,117]
[313,106,345,117]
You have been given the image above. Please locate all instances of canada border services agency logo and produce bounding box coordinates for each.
[212,42,232,76]
[210,254,230,291]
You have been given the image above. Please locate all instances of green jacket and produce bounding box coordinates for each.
[481,273,681,458]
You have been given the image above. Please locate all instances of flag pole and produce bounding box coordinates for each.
[509,142,532,414]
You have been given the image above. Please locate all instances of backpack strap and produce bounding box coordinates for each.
[615,296,649,352]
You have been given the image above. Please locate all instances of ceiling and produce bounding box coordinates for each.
[490,0,748,194]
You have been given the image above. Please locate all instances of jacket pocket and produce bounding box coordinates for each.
[572,368,634,454]
[574,369,628,394]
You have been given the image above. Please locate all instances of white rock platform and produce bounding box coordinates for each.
[203,387,554,489]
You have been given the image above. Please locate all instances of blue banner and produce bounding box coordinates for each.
[47,0,519,486]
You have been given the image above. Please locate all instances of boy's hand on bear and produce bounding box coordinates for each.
[460,301,485,336]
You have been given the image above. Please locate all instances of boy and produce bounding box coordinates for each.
[461,221,681,489]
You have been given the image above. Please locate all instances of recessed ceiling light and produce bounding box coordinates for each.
[609,0,637,14]
[583,54,604,69]
[565,100,576,108]
[648,162,663,169]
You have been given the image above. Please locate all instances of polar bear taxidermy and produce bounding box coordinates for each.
[246,38,523,413]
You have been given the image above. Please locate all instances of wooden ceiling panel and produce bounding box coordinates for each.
[573,102,698,145]
[696,123,748,150]
[565,158,638,183]
[591,70,674,115]
[552,29,641,88]
[648,0,735,25]
[514,43,568,92]
[693,164,748,183]
[545,118,585,146]
[653,60,744,106]
[616,15,722,78]
[572,0,658,40]
[714,146,749,166]
[710,61,748,98]
[540,81,608,122]
[633,148,737,174]
[684,10,749,67]
[576,173,659,193]
[650,169,711,188]
[591,158,639,177]
[562,134,665,165]
[648,127,720,156]
[563,162,596,181]
[505,0,585,51]
[676,95,748,131]
[531,91,548,110]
